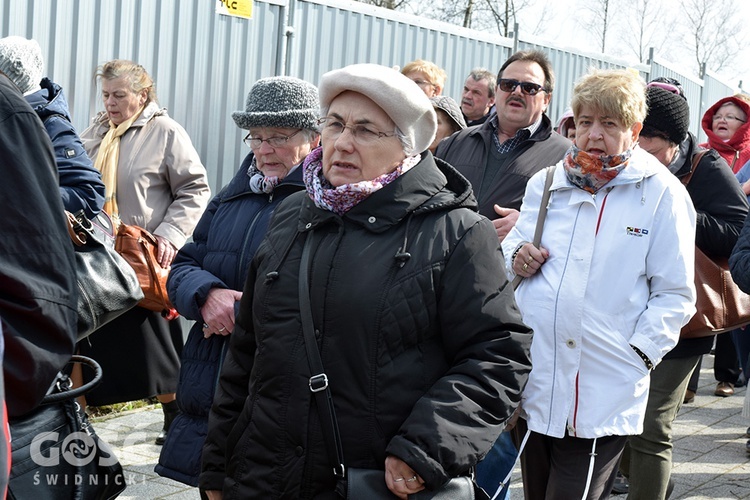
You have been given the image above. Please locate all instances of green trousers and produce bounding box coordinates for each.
[620,355,700,500]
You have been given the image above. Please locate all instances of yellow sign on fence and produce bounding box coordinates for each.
[216,0,253,20]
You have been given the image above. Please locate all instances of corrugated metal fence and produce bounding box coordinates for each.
[0,0,738,192]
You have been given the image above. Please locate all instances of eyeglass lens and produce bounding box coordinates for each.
[713,114,746,123]
[244,130,300,148]
[498,79,545,95]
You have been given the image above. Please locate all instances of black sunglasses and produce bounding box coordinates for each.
[498,78,548,96]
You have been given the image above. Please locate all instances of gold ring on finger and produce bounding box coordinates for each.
[522,263,529,271]
[406,476,418,482]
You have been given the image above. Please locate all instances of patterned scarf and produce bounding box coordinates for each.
[93,105,146,220]
[303,147,420,216]
[562,145,631,194]
[246,156,290,194]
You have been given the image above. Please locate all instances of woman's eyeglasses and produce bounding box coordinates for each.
[244,129,301,149]
[317,117,394,145]
[497,78,548,96]
[712,114,747,123]
[411,79,435,89]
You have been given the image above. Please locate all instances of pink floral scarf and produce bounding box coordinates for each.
[303,147,420,215]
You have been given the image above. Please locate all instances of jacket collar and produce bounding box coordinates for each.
[92,100,166,134]
[25,78,68,119]
[297,152,477,233]
[468,112,554,145]
[671,133,701,180]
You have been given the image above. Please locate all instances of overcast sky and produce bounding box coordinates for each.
[514,0,749,91]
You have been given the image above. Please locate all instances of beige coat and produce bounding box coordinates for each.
[81,101,210,248]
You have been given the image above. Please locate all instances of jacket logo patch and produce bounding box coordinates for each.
[64,148,76,158]
[626,226,649,237]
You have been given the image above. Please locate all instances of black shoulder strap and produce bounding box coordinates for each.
[298,233,346,478]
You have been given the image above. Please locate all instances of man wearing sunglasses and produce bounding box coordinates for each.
[436,50,570,244]
[436,49,570,500]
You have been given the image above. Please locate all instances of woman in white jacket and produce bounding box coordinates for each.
[502,69,697,500]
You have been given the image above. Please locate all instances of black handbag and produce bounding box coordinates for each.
[66,210,143,340]
[347,469,478,499]
[297,234,485,500]
[8,355,126,500]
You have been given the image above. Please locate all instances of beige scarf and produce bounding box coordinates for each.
[94,105,146,221]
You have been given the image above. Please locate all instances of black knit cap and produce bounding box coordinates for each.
[643,86,690,145]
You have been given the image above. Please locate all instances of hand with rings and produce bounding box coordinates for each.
[393,475,418,483]
[199,287,243,338]
[385,455,425,499]
[513,242,549,278]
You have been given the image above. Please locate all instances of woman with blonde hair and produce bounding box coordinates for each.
[503,69,697,499]
[401,59,446,97]
[80,59,210,444]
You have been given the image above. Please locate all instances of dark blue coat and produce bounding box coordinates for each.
[26,78,105,218]
[156,153,305,486]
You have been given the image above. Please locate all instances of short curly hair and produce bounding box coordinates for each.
[401,59,447,90]
[571,69,647,129]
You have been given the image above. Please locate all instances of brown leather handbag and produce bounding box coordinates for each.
[680,150,750,338]
[681,248,750,338]
[115,223,178,318]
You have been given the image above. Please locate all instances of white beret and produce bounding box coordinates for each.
[318,63,437,154]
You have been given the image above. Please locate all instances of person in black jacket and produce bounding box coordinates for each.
[436,50,570,243]
[156,76,320,489]
[0,69,77,417]
[729,190,750,456]
[620,84,749,499]
[200,63,532,500]
[0,36,105,218]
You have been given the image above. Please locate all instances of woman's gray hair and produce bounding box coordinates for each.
[394,127,414,155]
[299,128,321,144]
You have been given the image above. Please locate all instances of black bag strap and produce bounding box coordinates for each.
[511,165,555,290]
[41,355,102,404]
[298,232,346,478]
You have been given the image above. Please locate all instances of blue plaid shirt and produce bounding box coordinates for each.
[490,114,542,154]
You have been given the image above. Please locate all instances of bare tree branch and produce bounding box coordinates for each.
[622,0,664,63]
[578,0,618,53]
[681,0,746,76]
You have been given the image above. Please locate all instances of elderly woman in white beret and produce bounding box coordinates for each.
[200,63,532,500]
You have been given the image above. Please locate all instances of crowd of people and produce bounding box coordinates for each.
[2,33,750,500]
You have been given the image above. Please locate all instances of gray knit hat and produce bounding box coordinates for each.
[319,63,437,154]
[430,96,467,130]
[232,76,319,130]
[0,36,44,94]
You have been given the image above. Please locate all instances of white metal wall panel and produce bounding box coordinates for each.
[1,0,283,192]
[1,0,742,194]
[290,0,511,102]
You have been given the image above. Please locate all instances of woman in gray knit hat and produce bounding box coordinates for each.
[200,63,531,499]
[155,76,320,491]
